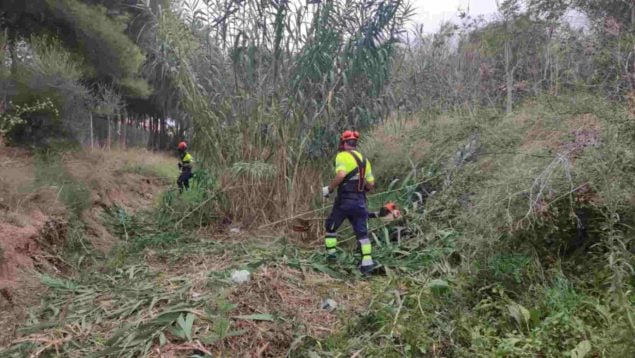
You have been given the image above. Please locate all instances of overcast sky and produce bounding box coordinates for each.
[411,0,499,33]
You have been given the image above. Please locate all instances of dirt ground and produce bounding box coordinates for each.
[0,141,174,346]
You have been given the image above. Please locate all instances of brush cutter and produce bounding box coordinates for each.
[369,201,401,222]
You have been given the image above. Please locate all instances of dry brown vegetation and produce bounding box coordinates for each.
[0,145,174,345]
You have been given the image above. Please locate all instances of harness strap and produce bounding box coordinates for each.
[339,151,366,192]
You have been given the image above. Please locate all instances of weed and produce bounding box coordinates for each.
[488,254,532,284]
[64,219,87,252]
[103,206,186,254]
[157,169,222,229]
[543,277,583,316]
[106,244,131,270]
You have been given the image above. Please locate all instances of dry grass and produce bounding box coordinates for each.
[221,148,325,233]
[519,119,566,152]
[0,145,179,347]
[0,233,375,357]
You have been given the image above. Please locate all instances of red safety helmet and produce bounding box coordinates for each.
[340,130,360,142]
[177,141,187,150]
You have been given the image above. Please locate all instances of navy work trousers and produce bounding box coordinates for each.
[325,196,368,239]
[177,170,192,191]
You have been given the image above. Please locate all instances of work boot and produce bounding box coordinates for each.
[359,264,373,275]
[326,252,337,262]
[359,260,383,276]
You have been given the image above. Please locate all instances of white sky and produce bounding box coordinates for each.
[411,0,499,33]
[183,0,505,35]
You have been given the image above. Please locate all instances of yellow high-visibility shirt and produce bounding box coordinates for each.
[334,150,374,184]
[180,152,193,168]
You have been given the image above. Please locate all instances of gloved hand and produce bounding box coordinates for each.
[380,209,401,223]
[322,186,331,198]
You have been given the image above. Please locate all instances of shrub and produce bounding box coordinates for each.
[157,169,223,229]
[5,35,91,147]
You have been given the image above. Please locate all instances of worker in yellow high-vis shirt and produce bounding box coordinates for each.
[177,141,193,192]
[322,130,377,275]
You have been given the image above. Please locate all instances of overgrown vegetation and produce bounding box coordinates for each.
[101,168,222,258]
[3,94,632,357]
[340,94,634,357]
[1,0,634,357]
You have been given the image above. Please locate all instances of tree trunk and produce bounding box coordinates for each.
[107,115,111,150]
[147,116,153,149]
[154,117,160,150]
[90,112,94,150]
[116,111,121,149]
[554,57,559,96]
[505,40,513,114]
[159,117,166,150]
[122,110,127,149]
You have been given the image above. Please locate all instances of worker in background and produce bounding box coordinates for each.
[177,141,193,192]
[322,130,376,275]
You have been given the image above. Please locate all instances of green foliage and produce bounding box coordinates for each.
[102,170,220,255]
[157,169,221,229]
[44,0,149,97]
[103,205,184,253]
[5,33,91,146]
[488,254,532,284]
[319,95,635,357]
[28,34,87,81]
[543,277,583,316]
[0,98,59,136]
[1,1,152,147]
[117,77,152,99]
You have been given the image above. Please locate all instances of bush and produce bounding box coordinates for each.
[4,35,91,147]
[157,169,223,229]
[0,98,61,144]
